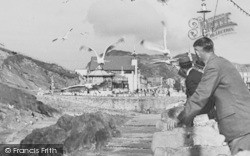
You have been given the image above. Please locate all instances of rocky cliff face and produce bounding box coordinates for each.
[0,47,80,130]
[0,47,79,91]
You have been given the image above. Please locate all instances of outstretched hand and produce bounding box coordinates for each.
[166,118,179,131]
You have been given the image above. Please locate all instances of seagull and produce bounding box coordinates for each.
[187,50,193,62]
[8,104,14,109]
[151,58,178,65]
[140,21,170,56]
[52,28,73,42]
[79,46,105,64]
[80,32,89,36]
[131,45,137,57]
[62,0,70,3]
[158,0,170,5]
[105,37,125,55]
[79,37,125,65]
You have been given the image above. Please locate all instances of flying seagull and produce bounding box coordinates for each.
[105,37,125,55]
[79,37,125,65]
[140,21,170,56]
[80,32,89,36]
[151,58,178,65]
[52,28,73,42]
[62,0,70,3]
[131,45,137,57]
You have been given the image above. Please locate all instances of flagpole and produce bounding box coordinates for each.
[197,0,211,37]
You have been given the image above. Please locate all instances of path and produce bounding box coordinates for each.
[92,114,161,156]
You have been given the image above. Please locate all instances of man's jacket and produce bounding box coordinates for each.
[185,69,203,98]
[185,68,216,120]
[178,54,250,142]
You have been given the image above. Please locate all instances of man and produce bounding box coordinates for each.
[178,54,216,121]
[166,37,250,155]
[178,55,203,98]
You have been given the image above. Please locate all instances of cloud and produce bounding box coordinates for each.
[87,0,163,40]
[86,0,196,52]
[86,0,250,58]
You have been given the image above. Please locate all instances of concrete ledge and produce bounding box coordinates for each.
[154,146,231,156]
[151,128,193,152]
[39,95,185,112]
[152,123,231,156]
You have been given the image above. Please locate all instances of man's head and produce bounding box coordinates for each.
[178,55,192,78]
[179,55,192,70]
[193,37,214,63]
[194,60,205,70]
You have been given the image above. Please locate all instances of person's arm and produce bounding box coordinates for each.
[178,64,220,126]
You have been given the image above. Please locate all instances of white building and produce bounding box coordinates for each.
[87,55,140,92]
[75,69,88,77]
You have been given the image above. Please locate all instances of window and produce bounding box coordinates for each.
[125,70,132,74]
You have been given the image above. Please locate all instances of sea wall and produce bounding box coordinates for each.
[39,95,185,113]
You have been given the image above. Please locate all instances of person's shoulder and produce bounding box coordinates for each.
[190,68,201,74]
[190,68,203,75]
[206,55,222,68]
[212,56,233,69]
[188,69,202,80]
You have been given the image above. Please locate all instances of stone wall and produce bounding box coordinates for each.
[152,114,232,156]
[40,95,185,113]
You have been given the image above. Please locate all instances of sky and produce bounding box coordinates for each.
[0,0,250,70]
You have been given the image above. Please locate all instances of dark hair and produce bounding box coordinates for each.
[179,61,192,69]
[194,60,205,70]
[193,37,214,52]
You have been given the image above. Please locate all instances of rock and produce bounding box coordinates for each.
[235,151,250,156]
[151,128,193,152]
[152,114,231,156]
[192,115,226,146]
[0,83,59,117]
[193,114,209,126]
[20,112,125,154]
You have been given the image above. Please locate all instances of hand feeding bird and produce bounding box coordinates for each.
[79,37,125,66]
[140,21,171,56]
[52,28,73,42]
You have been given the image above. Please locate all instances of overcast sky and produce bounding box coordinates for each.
[0,0,250,70]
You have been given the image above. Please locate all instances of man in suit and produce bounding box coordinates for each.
[179,55,203,98]
[178,55,216,121]
[166,37,250,155]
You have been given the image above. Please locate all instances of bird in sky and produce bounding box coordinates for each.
[158,0,170,5]
[151,58,178,65]
[62,0,70,3]
[80,32,89,36]
[52,28,73,42]
[140,21,171,56]
[131,45,137,57]
[79,37,125,66]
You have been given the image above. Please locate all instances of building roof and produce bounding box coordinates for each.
[75,69,88,76]
[88,69,114,77]
[88,56,135,71]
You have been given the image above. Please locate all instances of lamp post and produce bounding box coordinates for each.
[197,0,211,36]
